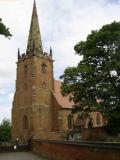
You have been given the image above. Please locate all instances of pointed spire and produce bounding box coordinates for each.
[50,46,52,58]
[18,48,20,59]
[27,0,43,53]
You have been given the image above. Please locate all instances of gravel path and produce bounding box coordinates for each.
[0,152,48,160]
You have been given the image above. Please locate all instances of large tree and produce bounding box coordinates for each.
[60,21,120,134]
[0,18,12,38]
[0,119,11,142]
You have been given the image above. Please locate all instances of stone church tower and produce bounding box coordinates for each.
[12,0,54,142]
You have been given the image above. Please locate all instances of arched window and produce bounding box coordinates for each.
[96,113,101,126]
[23,115,28,129]
[68,114,73,129]
[87,117,93,128]
[24,65,28,75]
[42,82,46,89]
[41,63,47,73]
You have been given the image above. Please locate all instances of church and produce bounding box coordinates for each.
[12,0,104,142]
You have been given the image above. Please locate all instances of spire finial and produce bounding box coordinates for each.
[27,0,43,54]
[33,0,37,16]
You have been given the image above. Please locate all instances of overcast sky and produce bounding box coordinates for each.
[0,0,120,123]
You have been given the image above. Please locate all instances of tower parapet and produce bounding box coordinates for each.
[18,50,53,62]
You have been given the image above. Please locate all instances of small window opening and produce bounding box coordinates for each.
[68,114,73,129]
[41,63,47,73]
[24,65,28,75]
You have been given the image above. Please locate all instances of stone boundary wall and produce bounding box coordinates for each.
[31,139,120,160]
[0,145,30,153]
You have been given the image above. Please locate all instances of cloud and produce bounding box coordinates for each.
[8,92,14,102]
[0,88,5,95]
[0,0,120,122]
[0,105,11,123]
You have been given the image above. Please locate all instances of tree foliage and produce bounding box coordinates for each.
[0,119,11,142]
[0,18,12,38]
[60,21,120,134]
